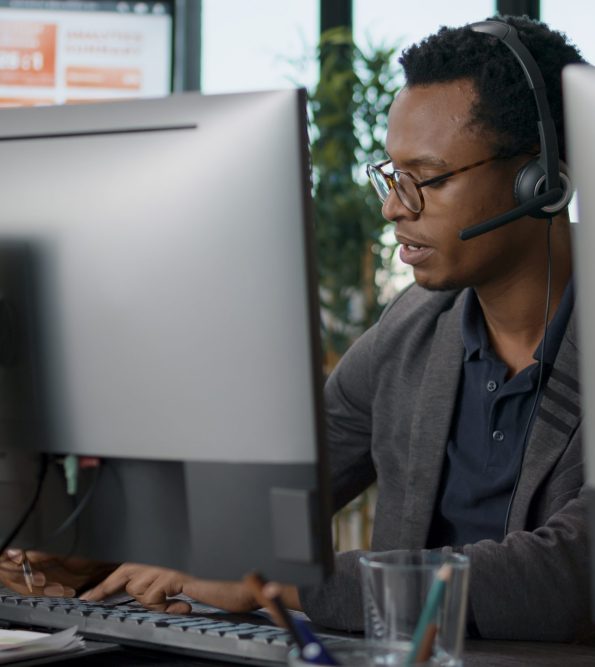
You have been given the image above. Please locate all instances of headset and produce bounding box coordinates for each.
[459,18,573,241]
[459,19,567,536]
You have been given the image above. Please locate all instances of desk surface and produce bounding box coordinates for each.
[33,640,595,667]
[464,639,595,666]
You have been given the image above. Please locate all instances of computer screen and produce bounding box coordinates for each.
[563,63,595,618]
[0,88,333,586]
[0,0,174,107]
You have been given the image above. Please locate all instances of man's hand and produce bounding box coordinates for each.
[79,563,262,614]
[0,550,117,597]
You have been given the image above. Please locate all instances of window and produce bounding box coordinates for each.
[354,1,495,53]
[201,1,318,94]
[541,0,595,65]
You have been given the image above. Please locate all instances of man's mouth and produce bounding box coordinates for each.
[399,242,434,266]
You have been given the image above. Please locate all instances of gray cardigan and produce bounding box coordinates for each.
[300,283,591,642]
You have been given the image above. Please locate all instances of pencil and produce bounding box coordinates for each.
[406,564,452,665]
[415,623,438,663]
[21,552,34,594]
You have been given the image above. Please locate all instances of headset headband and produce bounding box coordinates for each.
[469,19,561,193]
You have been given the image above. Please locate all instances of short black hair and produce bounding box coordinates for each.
[398,15,586,161]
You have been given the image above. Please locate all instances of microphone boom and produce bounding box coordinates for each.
[459,188,563,240]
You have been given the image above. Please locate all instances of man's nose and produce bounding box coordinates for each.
[381,188,418,223]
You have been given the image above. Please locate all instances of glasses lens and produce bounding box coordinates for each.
[368,166,391,202]
[395,172,422,213]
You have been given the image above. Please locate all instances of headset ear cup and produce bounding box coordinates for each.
[514,158,546,210]
[549,160,573,213]
[514,157,573,217]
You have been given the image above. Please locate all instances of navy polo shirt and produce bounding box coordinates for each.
[427,280,574,548]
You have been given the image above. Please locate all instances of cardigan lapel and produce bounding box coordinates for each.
[507,309,581,531]
[398,293,466,548]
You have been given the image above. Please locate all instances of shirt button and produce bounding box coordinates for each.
[492,430,505,442]
[487,380,498,392]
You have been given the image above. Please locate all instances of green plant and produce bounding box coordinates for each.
[309,27,405,369]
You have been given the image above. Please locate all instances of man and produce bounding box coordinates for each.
[2,15,592,642]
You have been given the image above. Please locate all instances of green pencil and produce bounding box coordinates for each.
[406,564,452,665]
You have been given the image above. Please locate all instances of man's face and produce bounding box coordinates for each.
[383,79,539,291]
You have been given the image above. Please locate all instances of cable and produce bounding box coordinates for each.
[0,454,101,556]
[0,454,49,555]
[47,465,101,546]
[32,461,102,553]
[503,219,553,537]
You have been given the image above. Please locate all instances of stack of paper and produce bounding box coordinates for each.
[0,626,84,663]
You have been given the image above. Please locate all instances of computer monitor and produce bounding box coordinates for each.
[0,88,333,586]
[563,63,595,618]
[0,0,174,107]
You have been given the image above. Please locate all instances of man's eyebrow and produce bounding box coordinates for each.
[385,152,449,169]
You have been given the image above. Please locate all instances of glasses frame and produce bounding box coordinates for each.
[366,155,502,213]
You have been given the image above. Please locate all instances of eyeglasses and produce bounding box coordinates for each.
[366,155,501,214]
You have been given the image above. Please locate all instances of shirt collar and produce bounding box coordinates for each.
[534,278,574,364]
[461,289,487,361]
[461,279,574,364]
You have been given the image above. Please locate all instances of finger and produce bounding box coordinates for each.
[136,600,169,613]
[262,582,282,598]
[187,578,257,613]
[0,559,26,575]
[4,569,46,587]
[164,600,192,615]
[244,578,293,628]
[243,573,271,612]
[11,551,53,565]
[4,549,24,564]
[1,550,56,579]
[0,581,30,596]
[138,596,191,614]
[126,579,151,599]
[79,567,133,601]
[0,560,46,587]
[139,574,184,608]
[43,584,76,597]
[261,582,290,629]
[32,572,46,587]
[124,568,163,599]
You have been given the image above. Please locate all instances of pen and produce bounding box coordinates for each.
[263,586,339,665]
[292,617,339,666]
[246,574,307,649]
[406,564,452,666]
[21,552,34,594]
[244,573,339,665]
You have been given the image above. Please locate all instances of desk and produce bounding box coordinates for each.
[29,640,595,667]
[464,639,595,666]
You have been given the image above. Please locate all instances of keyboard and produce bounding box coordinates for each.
[0,589,357,663]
